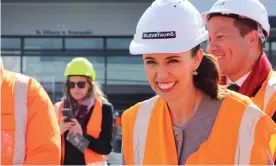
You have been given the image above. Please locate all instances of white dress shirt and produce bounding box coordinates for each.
[226,71,251,87]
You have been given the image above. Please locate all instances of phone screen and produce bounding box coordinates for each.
[62,108,74,122]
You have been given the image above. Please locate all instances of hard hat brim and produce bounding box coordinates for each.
[201,9,236,24]
[201,11,210,24]
[129,32,208,55]
[129,40,190,55]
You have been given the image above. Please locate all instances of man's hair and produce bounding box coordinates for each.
[208,13,265,52]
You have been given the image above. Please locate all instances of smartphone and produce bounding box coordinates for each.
[62,108,74,122]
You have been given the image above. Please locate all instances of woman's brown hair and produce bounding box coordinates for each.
[192,45,228,99]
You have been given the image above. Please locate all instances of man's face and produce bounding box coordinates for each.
[206,16,251,80]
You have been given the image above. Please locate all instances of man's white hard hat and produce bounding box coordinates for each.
[202,0,270,42]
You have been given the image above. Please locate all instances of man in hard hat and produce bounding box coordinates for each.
[1,56,61,165]
[203,0,276,121]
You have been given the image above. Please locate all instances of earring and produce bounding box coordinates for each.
[193,71,198,76]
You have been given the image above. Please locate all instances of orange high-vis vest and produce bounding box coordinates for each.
[122,93,276,165]
[252,70,276,117]
[1,70,61,165]
[55,99,107,165]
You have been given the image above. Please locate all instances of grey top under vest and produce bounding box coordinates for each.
[173,95,221,165]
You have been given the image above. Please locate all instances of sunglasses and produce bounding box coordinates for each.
[68,81,87,89]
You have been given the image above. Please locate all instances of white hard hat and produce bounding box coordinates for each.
[129,0,208,55]
[202,0,270,41]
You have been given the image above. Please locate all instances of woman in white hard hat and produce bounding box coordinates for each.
[54,57,114,165]
[121,0,276,165]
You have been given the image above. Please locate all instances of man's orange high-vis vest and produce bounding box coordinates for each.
[122,92,276,165]
[1,70,61,165]
[252,70,276,117]
[1,71,30,164]
[55,99,107,165]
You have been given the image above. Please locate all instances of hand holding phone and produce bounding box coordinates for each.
[62,108,74,122]
[60,119,74,135]
[60,108,74,135]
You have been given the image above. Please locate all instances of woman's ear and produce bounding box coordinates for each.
[193,48,204,70]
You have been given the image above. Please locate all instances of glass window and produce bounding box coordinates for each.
[1,38,21,49]
[264,42,270,52]
[1,52,21,73]
[106,56,147,85]
[22,54,105,101]
[65,38,104,49]
[22,54,105,84]
[106,56,142,64]
[24,38,62,49]
[201,41,207,52]
[107,38,132,49]
[271,41,276,69]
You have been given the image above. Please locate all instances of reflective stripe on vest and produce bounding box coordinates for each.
[133,97,265,165]
[263,74,276,111]
[133,96,158,165]
[234,104,265,164]
[13,73,29,164]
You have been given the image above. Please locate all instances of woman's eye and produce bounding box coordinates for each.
[168,59,179,63]
[217,35,224,39]
[146,60,156,64]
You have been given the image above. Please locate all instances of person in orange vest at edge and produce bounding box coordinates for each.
[202,0,276,121]
[114,111,121,128]
[120,0,276,165]
[54,57,114,165]
[0,56,61,165]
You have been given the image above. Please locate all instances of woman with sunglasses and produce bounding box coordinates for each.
[54,57,113,165]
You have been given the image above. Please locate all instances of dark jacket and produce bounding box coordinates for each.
[63,101,114,165]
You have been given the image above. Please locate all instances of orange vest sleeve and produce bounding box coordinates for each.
[23,78,61,165]
[54,102,63,124]
[264,71,276,118]
[265,91,276,118]
[250,115,276,164]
